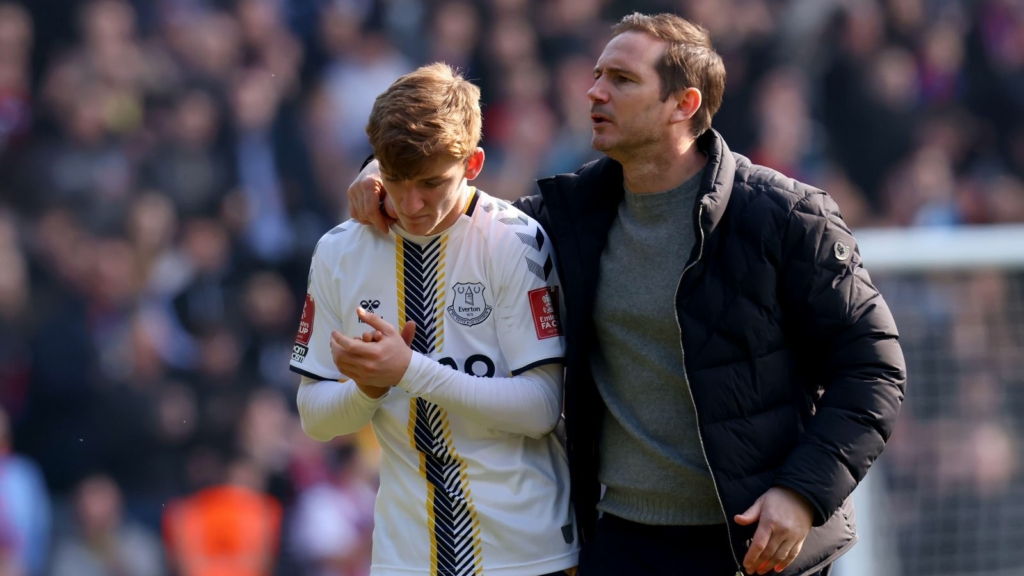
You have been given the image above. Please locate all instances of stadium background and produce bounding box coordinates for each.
[0,0,1022,574]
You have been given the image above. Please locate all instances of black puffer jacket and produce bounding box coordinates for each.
[514,129,907,575]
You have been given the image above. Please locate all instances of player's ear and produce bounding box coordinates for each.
[464,148,485,181]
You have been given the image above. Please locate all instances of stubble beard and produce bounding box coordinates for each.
[592,119,663,165]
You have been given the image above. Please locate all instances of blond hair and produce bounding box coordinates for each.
[612,13,726,138]
[366,62,482,181]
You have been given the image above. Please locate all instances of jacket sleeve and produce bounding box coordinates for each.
[773,191,907,526]
[512,194,545,222]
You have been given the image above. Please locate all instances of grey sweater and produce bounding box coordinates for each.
[589,167,725,525]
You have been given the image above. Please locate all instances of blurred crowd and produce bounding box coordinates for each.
[875,270,1024,576]
[0,0,1022,574]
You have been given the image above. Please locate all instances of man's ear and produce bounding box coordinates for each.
[670,87,702,125]
[464,148,486,180]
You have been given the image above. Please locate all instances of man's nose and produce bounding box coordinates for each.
[587,79,607,103]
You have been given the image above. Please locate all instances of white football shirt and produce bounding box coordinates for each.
[290,188,577,576]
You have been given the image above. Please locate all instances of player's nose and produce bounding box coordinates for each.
[401,191,425,214]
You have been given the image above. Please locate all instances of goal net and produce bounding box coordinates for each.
[835,225,1024,576]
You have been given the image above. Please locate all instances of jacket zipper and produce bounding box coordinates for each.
[673,202,744,576]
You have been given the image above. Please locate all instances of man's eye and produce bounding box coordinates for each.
[424,181,442,189]
[614,76,632,84]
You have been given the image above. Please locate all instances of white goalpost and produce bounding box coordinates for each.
[835,225,1024,576]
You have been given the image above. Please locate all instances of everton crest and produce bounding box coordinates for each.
[447,282,492,326]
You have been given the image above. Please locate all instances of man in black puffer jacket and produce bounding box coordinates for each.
[521,126,905,576]
[349,12,905,576]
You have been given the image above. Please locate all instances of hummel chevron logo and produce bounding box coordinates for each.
[515,227,545,251]
[498,215,527,226]
[526,255,554,281]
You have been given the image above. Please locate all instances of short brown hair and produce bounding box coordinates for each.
[366,63,482,181]
[612,13,725,138]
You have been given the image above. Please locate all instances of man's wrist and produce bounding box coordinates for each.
[775,486,816,522]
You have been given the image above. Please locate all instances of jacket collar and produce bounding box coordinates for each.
[695,128,734,235]
[538,128,736,234]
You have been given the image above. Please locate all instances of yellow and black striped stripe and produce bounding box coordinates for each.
[398,234,483,576]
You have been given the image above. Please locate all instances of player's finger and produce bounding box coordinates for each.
[357,307,396,334]
[400,321,417,347]
[330,336,353,361]
[333,331,374,356]
[361,331,375,343]
[373,330,384,342]
[331,330,364,350]
[330,344,366,370]
[329,340,359,378]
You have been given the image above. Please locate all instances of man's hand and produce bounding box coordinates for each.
[347,159,397,234]
[330,308,417,398]
[734,487,814,575]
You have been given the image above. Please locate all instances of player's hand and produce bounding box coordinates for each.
[348,159,397,234]
[330,308,417,388]
[734,487,814,574]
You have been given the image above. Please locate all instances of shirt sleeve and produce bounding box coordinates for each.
[297,376,389,442]
[492,218,566,375]
[290,239,345,382]
[397,353,562,439]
